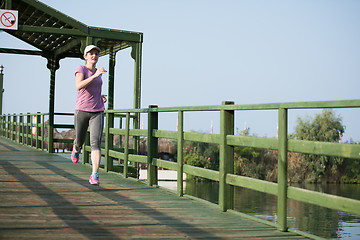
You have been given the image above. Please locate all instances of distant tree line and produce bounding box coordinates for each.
[183,110,360,183]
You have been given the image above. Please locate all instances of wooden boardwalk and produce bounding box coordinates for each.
[0,137,308,240]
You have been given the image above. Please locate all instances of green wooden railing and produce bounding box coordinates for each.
[101,99,360,238]
[0,112,74,151]
[1,99,360,239]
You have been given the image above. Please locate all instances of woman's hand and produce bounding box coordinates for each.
[95,67,107,78]
[102,95,107,103]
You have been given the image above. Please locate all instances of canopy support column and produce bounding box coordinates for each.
[132,42,142,111]
[47,57,59,153]
[132,42,142,178]
[105,48,116,172]
[131,42,142,171]
[108,47,116,110]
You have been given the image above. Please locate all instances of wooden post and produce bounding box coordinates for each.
[36,112,41,149]
[12,114,16,141]
[219,101,235,212]
[147,105,158,186]
[2,114,4,137]
[17,114,20,143]
[123,112,130,178]
[7,114,10,139]
[2,115,4,137]
[26,114,31,146]
[30,114,34,147]
[8,114,12,139]
[177,111,184,197]
[82,131,90,164]
[105,111,114,172]
[47,57,59,153]
[0,115,2,137]
[19,114,23,144]
[119,117,123,148]
[41,114,45,151]
[1,115,4,137]
[108,47,115,110]
[1,115,3,137]
[132,43,142,111]
[0,114,2,137]
[277,108,288,231]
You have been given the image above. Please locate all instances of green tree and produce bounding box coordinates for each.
[292,109,345,182]
[293,109,344,142]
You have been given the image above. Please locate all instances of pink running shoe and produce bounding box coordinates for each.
[71,145,80,163]
[89,172,100,185]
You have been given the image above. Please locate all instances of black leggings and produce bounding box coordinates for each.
[74,110,104,150]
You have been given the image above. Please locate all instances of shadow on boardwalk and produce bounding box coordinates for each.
[0,137,307,239]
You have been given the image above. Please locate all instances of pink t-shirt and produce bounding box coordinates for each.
[75,65,105,112]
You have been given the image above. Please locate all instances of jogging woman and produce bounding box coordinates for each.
[71,45,107,185]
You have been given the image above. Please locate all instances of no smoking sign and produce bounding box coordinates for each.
[0,9,18,30]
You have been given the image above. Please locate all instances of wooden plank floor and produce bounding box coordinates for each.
[0,137,309,239]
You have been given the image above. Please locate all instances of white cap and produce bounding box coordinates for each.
[84,45,101,55]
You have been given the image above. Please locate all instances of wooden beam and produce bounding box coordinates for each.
[21,0,89,33]
[0,48,42,56]
[18,25,86,37]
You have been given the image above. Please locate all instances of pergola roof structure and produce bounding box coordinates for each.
[0,0,143,58]
[0,0,143,153]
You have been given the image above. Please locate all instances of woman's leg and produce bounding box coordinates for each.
[91,150,101,174]
[74,110,90,150]
[89,111,104,174]
[72,111,90,163]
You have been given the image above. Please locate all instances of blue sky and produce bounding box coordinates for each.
[0,0,359,141]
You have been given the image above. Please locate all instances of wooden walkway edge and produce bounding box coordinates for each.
[0,137,309,239]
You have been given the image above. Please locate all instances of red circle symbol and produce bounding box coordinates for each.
[1,12,16,27]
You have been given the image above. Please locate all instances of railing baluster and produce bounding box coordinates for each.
[177,110,184,197]
[41,114,45,151]
[123,112,130,178]
[36,112,40,149]
[26,113,31,147]
[118,117,123,148]
[19,114,23,144]
[82,130,90,164]
[219,101,235,212]
[31,114,34,148]
[16,114,20,143]
[105,111,114,172]
[12,114,16,142]
[7,114,10,139]
[147,105,158,186]
[277,108,288,231]
[0,115,2,137]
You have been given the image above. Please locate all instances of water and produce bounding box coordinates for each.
[181,181,360,239]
